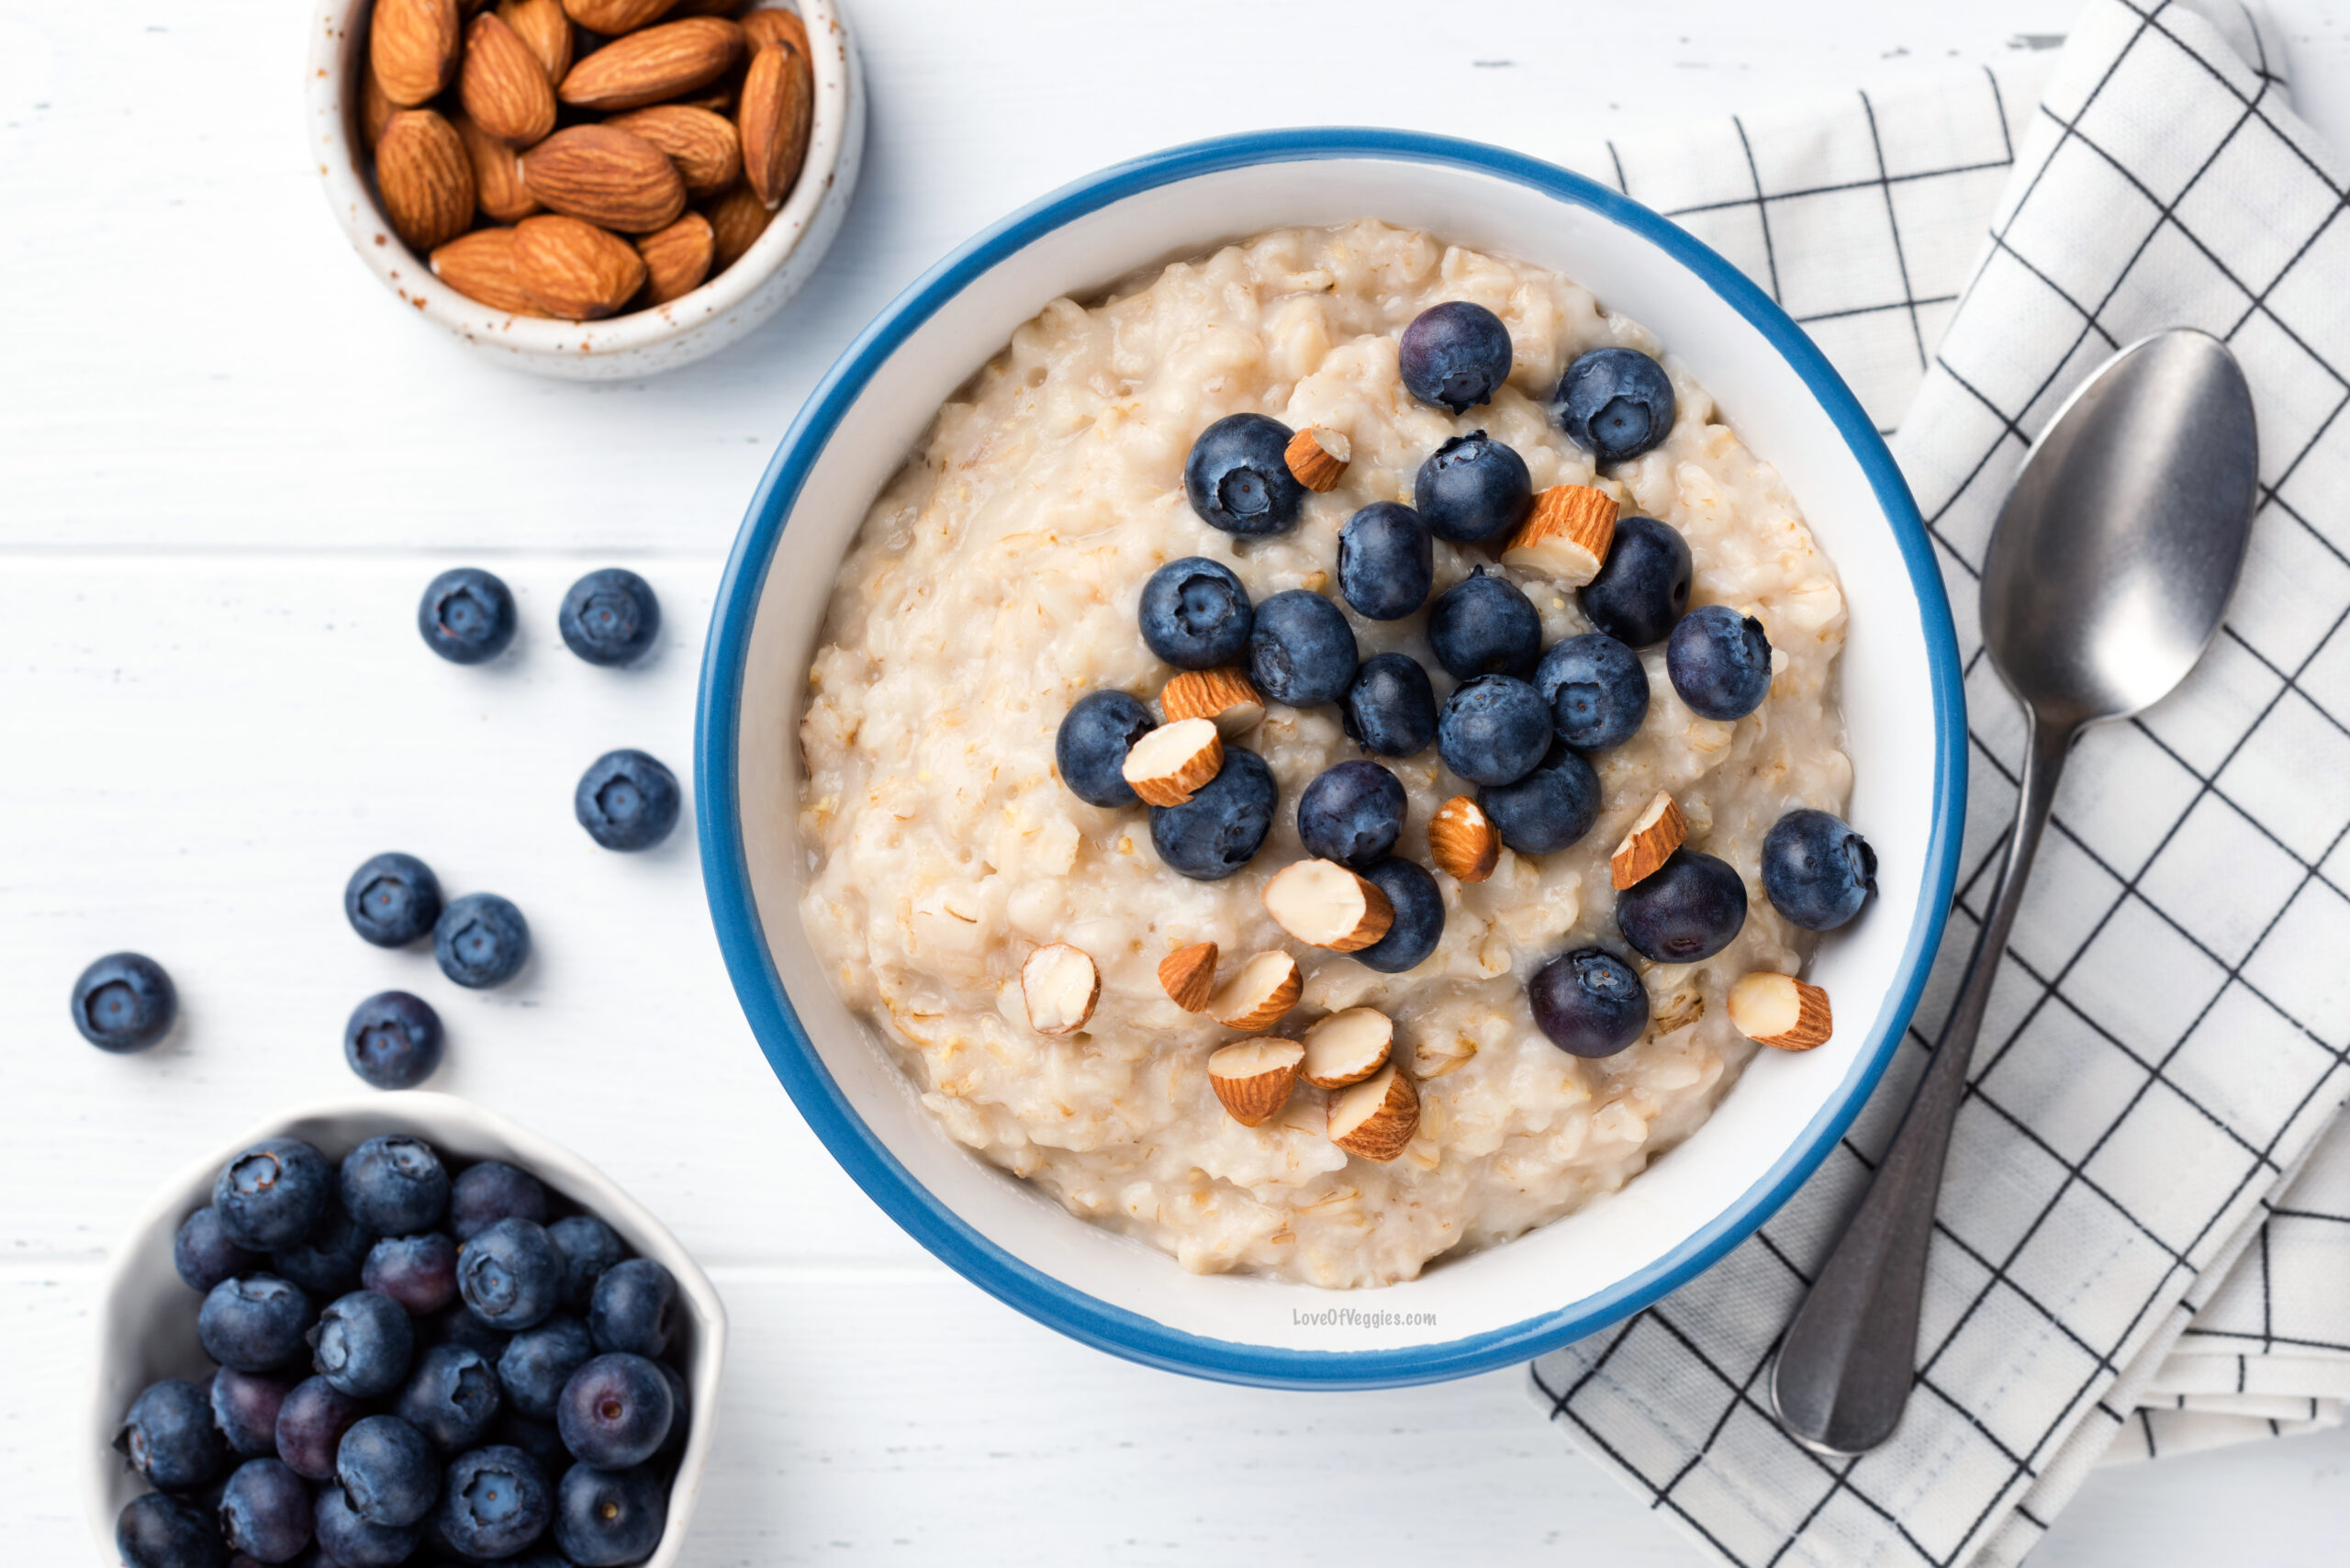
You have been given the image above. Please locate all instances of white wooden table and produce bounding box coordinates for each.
[9,2,2350,1562]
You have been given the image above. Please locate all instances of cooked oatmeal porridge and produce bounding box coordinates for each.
[797,219,1853,1289]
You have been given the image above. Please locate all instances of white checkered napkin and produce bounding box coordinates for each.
[1527,2,2350,1564]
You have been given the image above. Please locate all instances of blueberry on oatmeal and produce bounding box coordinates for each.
[1616,850,1748,963]
[1414,431,1532,543]
[1148,745,1276,880]
[1056,689,1156,809]
[1352,857,1445,974]
[1340,652,1438,759]
[1437,675,1551,787]
[1296,760,1407,868]
[1478,741,1601,856]
[1534,632,1650,752]
[1248,589,1358,706]
[1400,300,1514,413]
[1557,346,1676,462]
[1577,515,1691,648]
[1529,949,1650,1058]
[1762,808,1877,931]
[1138,556,1253,669]
[1668,604,1774,721]
[1337,501,1434,621]
[1427,567,1541,681]
[1183,412,1306,536]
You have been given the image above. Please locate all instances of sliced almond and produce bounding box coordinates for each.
[1158,941,1218,1013]
[1301,1007,1393,1089]
[1609,791,1688,890]
[1428,794,1500,884]
[1501,485,1620,587]
[1728,971,1832,1051]
[430,227,540,315]
[1284,427,1350,492]
[1327,1065,1420,1161]
[1207,1038,1303,1127]
[1264,859,1393,952]
[1120,718,1223,807]
[1021,943,1100,1036]
[1159,666,1265,737]
[1206,950,1302,1033]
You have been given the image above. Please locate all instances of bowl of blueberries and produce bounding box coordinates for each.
[91,1093,724,1568]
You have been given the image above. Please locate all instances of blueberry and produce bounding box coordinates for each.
[451,1162,549,1242]
[314,1482,419,1568]
[71,951,177,1053]
[212,1367,292,1458]
[396,1342,503,1451]
[1617,851,1748,962]
[493,1411,572,1475]
[433,892,531,989]
[1437,675,1550,786]
[274,1377,364,1481]
[1534,633,1650,751]
[1138,556,1253,669]
[364,1233,458,1316]
[118,1493,227,1568]
[1414,431,1531,543]
[176,1207,264,1294]
[547,1215,625,1312]
[652,1360,690,1458]
[1182,412,1306,536]
[1479,742,1601,855]
[1055,690,1156,809]
[1667,605,1774,721]
[341,1137,450,1237]
[219,1458,313,1563]
[418,567,517,666]
[311,1291,414,1399]
[1336,502,1433,621]
[1529,949,1651,1058]
[1296,761,1406,868]
[437,1445,554,1560]
[587,1258,678,1358]
[1576,515,1691,647]
[1427,567,1540,681]
[214,1141,333,1252]
[1352,857,1445,974]
[557,568,661,666]
[1147,745,1275,880]
[342,852,443,948]
[498,1315,596,1420]
[1762,809,1877,931]
[554,1461,666,1567]
[272,1195,374,1298]
[1338,653,1437,759]
[1248,589,1357,706]
[201,1276,315,1372]
[1399,301,1513,413]
[1557,346,1676,462]
[117,1377,229,1491]
[576,749,681,852]
[460,1217,562,1330]
[557,1353,674,1471]
[336,1414,439,1527]
[425,1305,511,1363]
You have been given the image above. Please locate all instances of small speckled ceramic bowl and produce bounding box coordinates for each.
[307,0,865,379]
[86,1093,727,1566]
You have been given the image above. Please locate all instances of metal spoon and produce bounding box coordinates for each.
[1769,329,2259,1456]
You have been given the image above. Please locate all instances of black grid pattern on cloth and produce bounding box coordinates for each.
[1536,4,2350,1566]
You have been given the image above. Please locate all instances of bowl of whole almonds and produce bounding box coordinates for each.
[309,0,865,379]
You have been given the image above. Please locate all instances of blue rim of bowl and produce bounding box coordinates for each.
[697,127,1965,1390]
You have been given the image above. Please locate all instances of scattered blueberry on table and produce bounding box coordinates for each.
[1183,412,1306,535]
[1139,556,1254,669]
[1055,689,1157,809]
[1414,431,1532,543]
[1399,300,1514,413]
[576,748,683,852]
[1668,604,1774,721]
[343,991,447,1094]
[1427,566,1541,681]
[1339,652,1438,759]
[342,852,444,948]
[1577,514,1692,647]
[1616,850,1750,962]
[1529,949,1651,1058]
[417,567,517,666]
[1762,808,1878,930]
[1336,501,1433,621]
[72,950,177,1054]
[113,1134,696,1566]
[558,567,662,666]
[433,891,532,990]
[1557,346,1676,462]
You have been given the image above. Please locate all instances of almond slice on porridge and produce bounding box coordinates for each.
[1263,859,1393,952]
[1326,1065,1419,1162]
[1301,1007,1394,1088]
[1207,1037,1304,1126]
[1020,943,1099,1035]
[1206,949,1303,1033]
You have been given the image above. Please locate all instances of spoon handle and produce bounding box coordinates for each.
[1770,710,2076,1455]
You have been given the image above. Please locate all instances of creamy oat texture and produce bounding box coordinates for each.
[798,221,1851,1289]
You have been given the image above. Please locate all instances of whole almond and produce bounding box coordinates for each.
[558,17,743,111]
[740,6,808,53]
[668,0,749,14]
[702,180,771,269]
[557,0,677,31]
[453,112,540,223]
[512,214,646,319]
[520,123,688,233]
[371,0,462,106]
[635,211,714,304]
[606,105,740,196]
[359,63,396,148]
[375,108,477,253]
[497,0,574,81]
[458,13,557,146]
[430,227,542,314]
[737,41,811,208]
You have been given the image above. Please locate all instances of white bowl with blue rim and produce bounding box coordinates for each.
[696,129,1964,1389]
